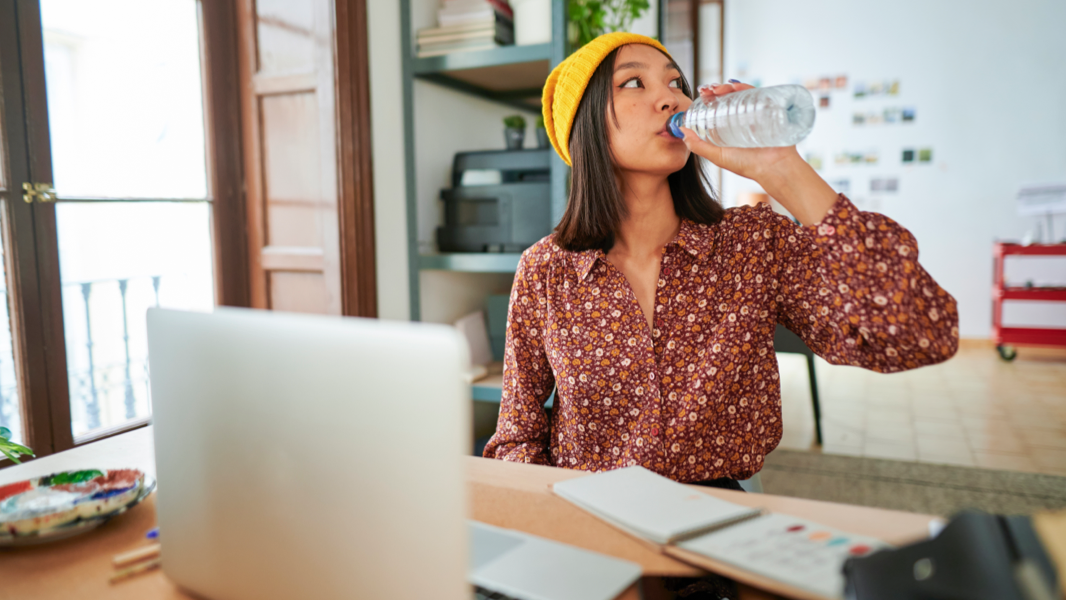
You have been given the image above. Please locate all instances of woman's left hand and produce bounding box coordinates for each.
[679,81,802,183]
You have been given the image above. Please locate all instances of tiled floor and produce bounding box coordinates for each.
[775,343,1066,477]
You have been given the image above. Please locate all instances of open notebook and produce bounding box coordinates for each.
[553,466,888,600]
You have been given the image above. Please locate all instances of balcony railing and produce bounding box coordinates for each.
[0,274,169,441]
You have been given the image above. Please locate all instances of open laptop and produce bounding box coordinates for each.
[147,308,641,600]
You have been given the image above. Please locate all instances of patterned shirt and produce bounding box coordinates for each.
[483,195,959,482]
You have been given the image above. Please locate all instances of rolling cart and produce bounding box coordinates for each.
[992,242,1066,360]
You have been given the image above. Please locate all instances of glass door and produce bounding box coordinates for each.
[40,0,216,440]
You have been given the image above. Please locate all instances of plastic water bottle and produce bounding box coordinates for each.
[668,84,816,147]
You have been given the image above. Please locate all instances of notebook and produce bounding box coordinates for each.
[553,466,888,600]
[553,466,762,544]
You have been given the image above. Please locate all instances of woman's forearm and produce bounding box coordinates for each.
[754,154,839,226]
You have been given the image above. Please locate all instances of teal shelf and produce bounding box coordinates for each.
[412,43,551,74]
[472,381,503,402]
[412,44,552,110]
[419,253,520,273]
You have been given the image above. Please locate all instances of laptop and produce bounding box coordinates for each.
[148,308,642,600]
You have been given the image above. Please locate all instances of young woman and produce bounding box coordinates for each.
[483,33,959,489]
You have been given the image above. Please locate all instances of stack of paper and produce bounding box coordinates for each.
[418,0,514,58]
[553,466,889,600]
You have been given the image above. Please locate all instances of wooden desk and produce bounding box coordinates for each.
[0,428,939,600]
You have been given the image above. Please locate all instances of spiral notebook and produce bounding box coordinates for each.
[553,466,888,600]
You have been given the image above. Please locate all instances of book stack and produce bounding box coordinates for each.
[417,0,514,58]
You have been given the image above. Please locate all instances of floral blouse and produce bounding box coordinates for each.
[482,195,959,482]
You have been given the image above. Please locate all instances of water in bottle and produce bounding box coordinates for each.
[668,84,816,147]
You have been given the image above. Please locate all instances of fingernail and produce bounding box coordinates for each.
[728,78,741,84]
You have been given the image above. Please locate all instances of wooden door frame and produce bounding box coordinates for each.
[335,0,377,318]
[0,0,69,459]
[200,1,252,309]
[235,0,377,317]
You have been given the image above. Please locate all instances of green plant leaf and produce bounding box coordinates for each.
[1,440,35,457]
[1,446,21,464]
[0,426,11,440]
[503,114,527,129]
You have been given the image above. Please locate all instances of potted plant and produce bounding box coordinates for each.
[0,427,34,464]
[503,114,527,150]
[535,115,549,149]
[569,0,651,48]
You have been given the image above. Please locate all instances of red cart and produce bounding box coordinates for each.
[992,242,1066,360]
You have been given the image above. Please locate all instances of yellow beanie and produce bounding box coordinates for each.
[542,32,671,166]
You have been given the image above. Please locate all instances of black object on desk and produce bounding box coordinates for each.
[844,511,1059,600]
[438,149,552,253]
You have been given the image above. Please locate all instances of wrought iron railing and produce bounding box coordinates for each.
[0,275,165,440]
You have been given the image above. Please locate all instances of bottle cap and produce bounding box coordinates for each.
[668,113,685,139]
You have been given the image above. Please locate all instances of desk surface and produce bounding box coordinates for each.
[0,427,940,600]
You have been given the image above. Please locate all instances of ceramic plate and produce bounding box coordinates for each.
[0,469,156,547]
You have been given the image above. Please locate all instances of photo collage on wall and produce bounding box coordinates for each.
[789,71,937,210]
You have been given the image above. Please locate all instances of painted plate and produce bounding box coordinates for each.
[0,469,156,547]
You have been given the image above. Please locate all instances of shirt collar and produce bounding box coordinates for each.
[569,219,714,281]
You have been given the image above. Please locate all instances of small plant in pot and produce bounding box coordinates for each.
[535,115,549,149]
[503,115,526,150]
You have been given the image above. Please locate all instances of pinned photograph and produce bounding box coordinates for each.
[853,113,866,125]
[871,178,885,192]
[889,80,900,95]
[819,95,831,108]
[818,77,832,90]
[902,149,915,163]
[869,81,883,95]
[835,153,850,166]
[850,153,864,164]
[885,177,899,192]
[806,153,824,170]
[918,148,933,163]
[884,107,901,123]
[902,107,916,122]
[866,112,883,125]
[864,152,879,165]
[835,75,848,89]
[829,179,851,193]
[853,82,866,98]
[805,78,819,90]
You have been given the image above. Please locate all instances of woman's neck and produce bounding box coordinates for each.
[610,171,680,259]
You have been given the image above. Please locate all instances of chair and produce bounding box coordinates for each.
[773,324,823,445]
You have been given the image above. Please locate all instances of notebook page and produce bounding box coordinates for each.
[676,513,889,599]
[553,466,762,544]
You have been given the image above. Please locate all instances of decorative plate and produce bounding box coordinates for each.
[0,469,156,547]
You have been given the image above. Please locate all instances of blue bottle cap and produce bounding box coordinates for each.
[668,113,685,138]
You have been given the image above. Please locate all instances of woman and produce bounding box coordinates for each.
[483,33,959,490]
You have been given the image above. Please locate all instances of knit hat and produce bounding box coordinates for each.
[542,32,671,166]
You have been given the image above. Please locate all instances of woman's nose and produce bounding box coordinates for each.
[658,91,679,113]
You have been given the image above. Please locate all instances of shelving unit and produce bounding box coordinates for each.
[400,0,570,322]
[991,242,1066,360]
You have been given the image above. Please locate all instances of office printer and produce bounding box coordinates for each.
[844,511,1059,600]
[437,149,552,253]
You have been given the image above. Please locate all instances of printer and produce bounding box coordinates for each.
[437,149,553,253]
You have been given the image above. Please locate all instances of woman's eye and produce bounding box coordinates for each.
[621,78,642,89]
[669,78,681,88]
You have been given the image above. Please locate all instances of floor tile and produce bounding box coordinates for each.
[863,441,917,461]
[779,346,1066,477]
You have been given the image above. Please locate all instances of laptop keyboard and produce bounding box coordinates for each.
[473,585,521,600]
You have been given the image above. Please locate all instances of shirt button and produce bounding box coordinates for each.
[651,427,660,436]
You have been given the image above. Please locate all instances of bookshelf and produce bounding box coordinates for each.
[400,0,569,321]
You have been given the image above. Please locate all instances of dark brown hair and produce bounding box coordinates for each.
[554,46,724,252]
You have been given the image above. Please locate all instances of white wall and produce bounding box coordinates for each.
[367,0,411,320]
[721,0,1066,338]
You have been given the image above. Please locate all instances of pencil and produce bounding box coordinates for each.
[109,556,161,583]
[112,543,161,568]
